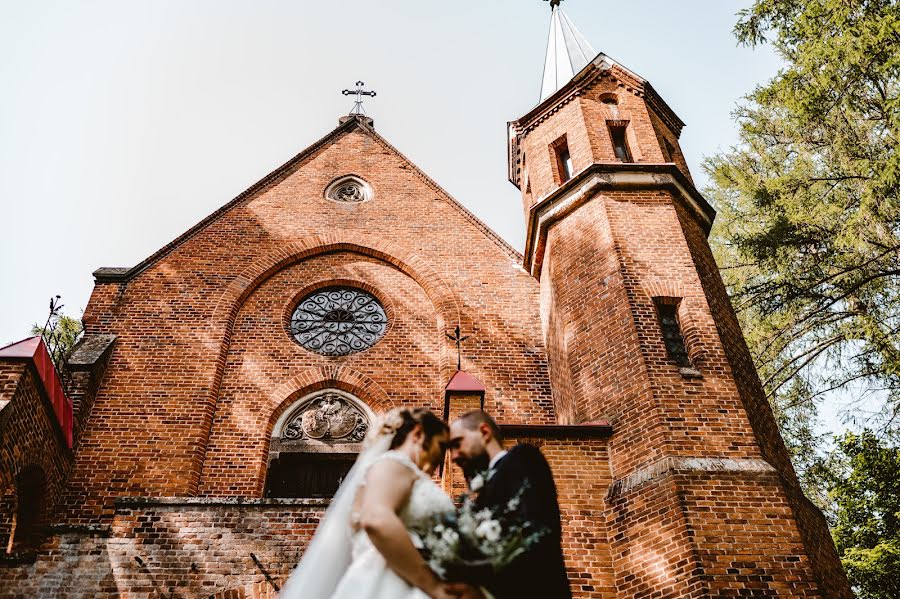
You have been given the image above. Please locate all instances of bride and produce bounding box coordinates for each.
[280,407,467,599]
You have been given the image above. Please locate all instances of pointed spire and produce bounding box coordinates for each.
[540,4,597,102]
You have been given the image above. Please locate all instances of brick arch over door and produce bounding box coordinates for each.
[265,365,394,431]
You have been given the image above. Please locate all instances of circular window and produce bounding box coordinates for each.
[325,176,371,203]
[290,287,388,356]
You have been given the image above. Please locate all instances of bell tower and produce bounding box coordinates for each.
[508,2,852,596]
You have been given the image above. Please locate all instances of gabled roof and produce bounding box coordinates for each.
[94,115,521,283]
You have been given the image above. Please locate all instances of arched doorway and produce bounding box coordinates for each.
[264,389,373,498]
[6,465,46,553]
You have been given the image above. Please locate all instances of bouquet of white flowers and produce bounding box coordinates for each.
[411,485,547,583]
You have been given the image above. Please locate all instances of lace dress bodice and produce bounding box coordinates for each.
[386,451,454,530]
[283,447,459,599]
[351,450,454,555]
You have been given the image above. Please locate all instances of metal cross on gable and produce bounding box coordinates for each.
[446,325,470,371]
[342,81,376,116]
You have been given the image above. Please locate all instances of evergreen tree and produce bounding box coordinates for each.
[706,0,900,445]
[826,431,900,598]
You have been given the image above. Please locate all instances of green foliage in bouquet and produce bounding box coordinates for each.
[412,487,547,583]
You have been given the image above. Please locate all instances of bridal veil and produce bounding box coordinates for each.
[279,412,399,598]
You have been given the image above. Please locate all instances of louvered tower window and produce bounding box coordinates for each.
[656,303,692,368]
[551,135,574,183]
[608,123,633,163]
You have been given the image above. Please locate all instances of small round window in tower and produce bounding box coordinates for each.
[290,287,388,356]
[325,176,371,203]
[599,93,618,105]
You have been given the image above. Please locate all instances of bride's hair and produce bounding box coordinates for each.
[370,407,447,450]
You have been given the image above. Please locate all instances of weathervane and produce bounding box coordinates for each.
[342,81,376,116]
[446,325,470,371]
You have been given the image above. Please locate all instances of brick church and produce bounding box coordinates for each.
[0,3,852,597]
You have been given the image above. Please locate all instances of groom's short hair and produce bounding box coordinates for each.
[457,410,504,444]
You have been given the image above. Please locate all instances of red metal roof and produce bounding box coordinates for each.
[445,370,486,393]
[0,336,73,448]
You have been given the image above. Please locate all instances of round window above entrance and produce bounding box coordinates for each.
[290,287,388,356]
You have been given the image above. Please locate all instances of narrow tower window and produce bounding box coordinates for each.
[551,136,574,184]
[655,301,692,368]
[608,123,633,163]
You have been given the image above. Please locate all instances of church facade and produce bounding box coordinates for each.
[0,5,851,598]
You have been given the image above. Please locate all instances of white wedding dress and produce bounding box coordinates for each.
[280,446,455,599]
[330,451,455,598]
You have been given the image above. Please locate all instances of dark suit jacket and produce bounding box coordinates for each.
[475,444,572,599]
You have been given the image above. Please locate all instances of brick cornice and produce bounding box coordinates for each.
[523,163,716,277]
[510,58,685,141]
[606,456,776,500]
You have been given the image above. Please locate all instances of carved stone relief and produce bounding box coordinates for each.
[278,392,369,446]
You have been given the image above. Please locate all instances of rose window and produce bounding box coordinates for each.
[290,287,387,356]
[325,176,371,203]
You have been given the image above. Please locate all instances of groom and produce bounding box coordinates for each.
[447,410,572,599]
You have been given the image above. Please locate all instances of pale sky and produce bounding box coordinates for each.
[0,0,780,346]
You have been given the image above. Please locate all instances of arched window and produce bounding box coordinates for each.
[265,390,373,498]
[7,465,46,554]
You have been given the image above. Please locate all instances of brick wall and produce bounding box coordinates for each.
[0,439,623,599]
[0,499,322,598]
[67,334,117,446]
[0,360,73,555]
[60,120,554,528]
[526,437,616,599]
[675,201,851,596]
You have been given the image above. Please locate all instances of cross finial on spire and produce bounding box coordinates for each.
[544,0,562,9]
[341,81,376,116]
[446,325,470,371]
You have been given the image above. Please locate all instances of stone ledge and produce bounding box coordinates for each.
[92,267,131,282]
[114,496,331,508]
[68,334,117,370]
[606,456,776,499]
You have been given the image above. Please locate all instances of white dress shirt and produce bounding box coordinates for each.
[487,449,509,478]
